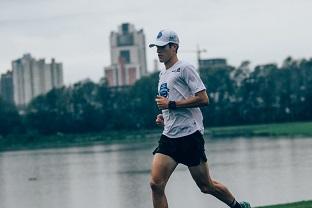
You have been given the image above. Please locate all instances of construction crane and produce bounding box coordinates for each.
[180,44,207,68]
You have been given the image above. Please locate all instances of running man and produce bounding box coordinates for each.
[149,29,251,208]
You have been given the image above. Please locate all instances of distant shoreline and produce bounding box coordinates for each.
[1,121,312,152]
[206,121,312,138]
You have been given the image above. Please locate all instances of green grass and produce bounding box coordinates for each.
[1,121,312,152]
[206,121,312,137]
[0,129,161,152]
[257,201,312,208]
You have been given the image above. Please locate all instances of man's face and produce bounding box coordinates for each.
[156,44,176,63]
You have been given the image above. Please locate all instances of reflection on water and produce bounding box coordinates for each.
[0,137,312,208]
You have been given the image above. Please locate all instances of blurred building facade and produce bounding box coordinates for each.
[12,53,64,107]
[0,70,14,104]
[198,58,227,69]
[104,23,147,87]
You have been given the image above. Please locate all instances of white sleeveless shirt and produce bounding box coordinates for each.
[158,60,206,138]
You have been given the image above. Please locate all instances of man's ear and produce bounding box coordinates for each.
[169,43,177,50]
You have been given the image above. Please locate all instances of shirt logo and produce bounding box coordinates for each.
[172,67,181,72]
[159,83,169,98]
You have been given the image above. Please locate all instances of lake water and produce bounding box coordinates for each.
[0,136,311,208]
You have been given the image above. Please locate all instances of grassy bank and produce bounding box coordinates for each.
[0,129,161,152]
[257,201,312,208]
[206,121,312,137]
[1,121,312,152]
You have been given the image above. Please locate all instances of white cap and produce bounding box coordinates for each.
[149,29,179,48]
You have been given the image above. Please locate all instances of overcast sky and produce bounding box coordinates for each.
[1,0,311,85]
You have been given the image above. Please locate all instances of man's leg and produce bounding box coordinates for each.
[150,153,178,208]
[188,161,237,206]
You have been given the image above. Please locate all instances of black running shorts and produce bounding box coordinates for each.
[152,130,207,167]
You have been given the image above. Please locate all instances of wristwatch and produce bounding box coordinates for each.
[168,101,177,109]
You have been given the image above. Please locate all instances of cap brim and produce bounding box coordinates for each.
[148,40,169,48]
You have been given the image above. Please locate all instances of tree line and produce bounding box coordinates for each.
[1,57,312,136]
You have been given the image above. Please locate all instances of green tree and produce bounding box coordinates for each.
[0,98,22,135]
[26,87,74,134]
[199,65,239,126]
[127,72,159,129]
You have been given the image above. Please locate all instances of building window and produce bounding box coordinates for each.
[122,23,129,33]
[117,34,134,46]
[120,50,130,63]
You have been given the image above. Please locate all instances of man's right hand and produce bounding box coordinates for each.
[155,114,164,126]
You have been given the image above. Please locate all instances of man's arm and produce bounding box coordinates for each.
[155,89,209,110]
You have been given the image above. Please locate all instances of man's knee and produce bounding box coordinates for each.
[150,179,166,193]
[198,183,217,195]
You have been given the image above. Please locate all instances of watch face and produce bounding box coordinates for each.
[169,101,176,109]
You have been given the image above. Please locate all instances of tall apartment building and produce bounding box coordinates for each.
[12,53,63,107]
[104,23,148,87]
[0,70,14,104]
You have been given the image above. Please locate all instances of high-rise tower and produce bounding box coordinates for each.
[104,23,147,87]
[12,53,64,107]
[0,70,14,104]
